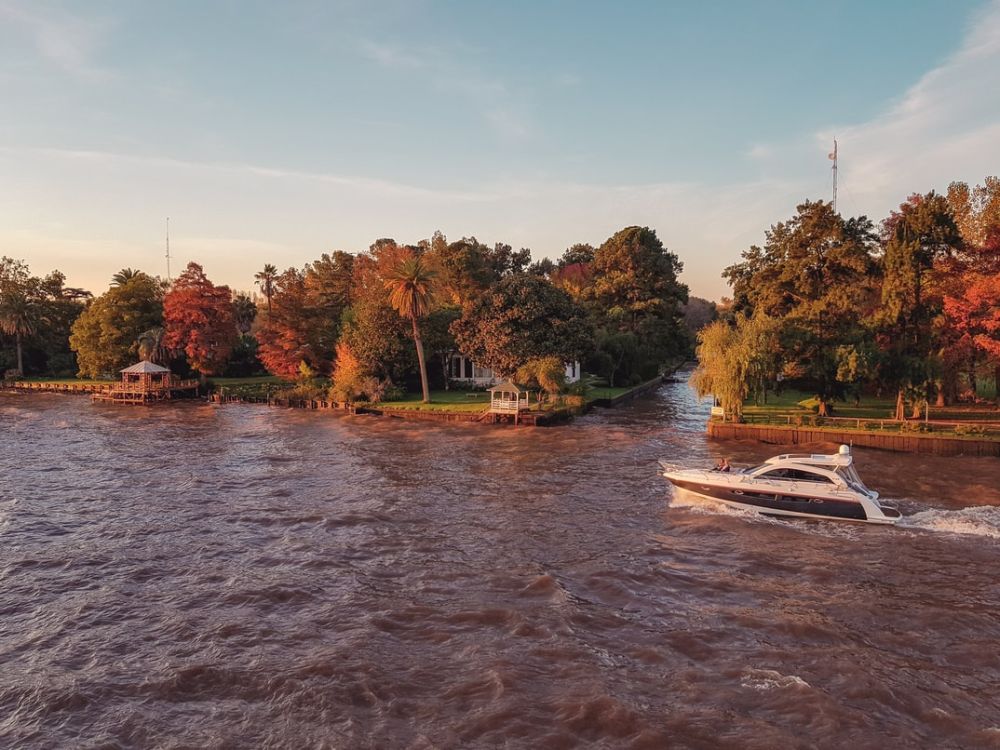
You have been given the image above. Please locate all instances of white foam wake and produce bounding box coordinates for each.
[899,506,1000,539]
[740,668,810,691]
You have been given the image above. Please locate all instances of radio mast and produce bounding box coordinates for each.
[165,217,172,282]
[828,139,838,213]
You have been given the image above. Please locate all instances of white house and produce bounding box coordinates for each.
[448,354,580,387]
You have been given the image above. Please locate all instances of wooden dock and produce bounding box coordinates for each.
[91,378,200,405]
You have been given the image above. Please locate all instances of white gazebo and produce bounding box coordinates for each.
[488,381,531,424]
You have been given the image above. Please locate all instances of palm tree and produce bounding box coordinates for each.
[137,327,168,364]
[232,293,257,336]
[112,268,144,286]
[255,264,277,312]
[384,254,436,403]
[0,292,38,375]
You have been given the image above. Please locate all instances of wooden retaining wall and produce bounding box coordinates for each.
[2,381,112,394]
[590,360,688,408]
[707,422,1000,457]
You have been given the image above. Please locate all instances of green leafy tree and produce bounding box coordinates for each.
[70,274,164,377]
[384,252,437,403]
[591,226,688,376]
[1,261,89,376]
[559,243,595,267]
[723,200,880,414]
[877,193,962,419]
[451,274,592,379]
[339,297,414,386]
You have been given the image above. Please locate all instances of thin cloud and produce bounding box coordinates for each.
[0,0,114,81]
[0,145,495,203]
[357,37,533,140]
[817,0,1000,213]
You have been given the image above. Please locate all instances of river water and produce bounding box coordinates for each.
[2,373,999,749]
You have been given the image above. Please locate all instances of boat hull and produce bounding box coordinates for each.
[666,477,899,525]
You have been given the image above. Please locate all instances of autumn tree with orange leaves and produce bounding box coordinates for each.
[254,252,354,379]
[940,180,1000,402]
[163,262,237,378]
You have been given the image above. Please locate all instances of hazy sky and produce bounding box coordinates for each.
[2,0,999,299]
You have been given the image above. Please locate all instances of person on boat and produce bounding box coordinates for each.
[714,458,731,472]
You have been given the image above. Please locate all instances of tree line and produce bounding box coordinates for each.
[1,226,695,400]
[693,178,1000,421]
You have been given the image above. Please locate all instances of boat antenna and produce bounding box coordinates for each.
[828,139,838,213]
[165,216,172,282]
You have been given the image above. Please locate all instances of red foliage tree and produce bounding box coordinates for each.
[163,262,236,376]
[253,254,352,379]
[254,269,316,379]
[944,273,1000,400]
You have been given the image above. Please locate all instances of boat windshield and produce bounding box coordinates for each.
[835,463,870,491]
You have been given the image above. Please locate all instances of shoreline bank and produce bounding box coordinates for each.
[3,362,686,427]
[707,421,1000,457]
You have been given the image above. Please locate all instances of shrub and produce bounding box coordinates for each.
[954,423,987,436]
[516,356,567,400]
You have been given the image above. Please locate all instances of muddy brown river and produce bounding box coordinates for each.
[2,372,999,749]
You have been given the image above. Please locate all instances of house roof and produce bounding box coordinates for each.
[488,380,527,394]
[121,360,171,374]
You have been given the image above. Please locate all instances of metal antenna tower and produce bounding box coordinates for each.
[828,139,838,213]
[165,217,172,281]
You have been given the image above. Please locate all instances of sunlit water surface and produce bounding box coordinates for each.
[2,372,999,749]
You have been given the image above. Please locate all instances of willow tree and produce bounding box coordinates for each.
[384,252,436,403]
[690,313,781,422]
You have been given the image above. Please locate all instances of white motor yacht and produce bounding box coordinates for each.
[660,445,901,524]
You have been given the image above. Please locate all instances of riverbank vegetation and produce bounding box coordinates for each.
[692,177,1000,424]
[2,226,697,407]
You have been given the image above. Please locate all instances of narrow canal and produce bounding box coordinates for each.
[2,372,999,748]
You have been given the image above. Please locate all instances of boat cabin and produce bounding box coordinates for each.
[744,447,875,497]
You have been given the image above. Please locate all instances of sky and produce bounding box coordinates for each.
[2,0,999,300]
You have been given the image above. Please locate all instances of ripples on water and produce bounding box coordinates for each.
[2,372,999,749]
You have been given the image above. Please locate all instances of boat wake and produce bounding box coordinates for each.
[740,668,810,691]
[898,506,1000,539]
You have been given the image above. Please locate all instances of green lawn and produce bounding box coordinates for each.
[210,376,290,399]
[210,376,287,387]
[374,390,499,413]
[587,386,636,401]
[743,388,1000,422]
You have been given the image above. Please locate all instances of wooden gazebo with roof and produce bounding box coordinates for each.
[487,381,531,425]
[91,360,199,405]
